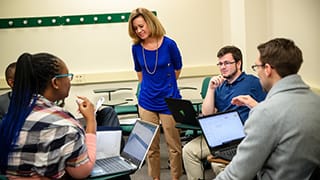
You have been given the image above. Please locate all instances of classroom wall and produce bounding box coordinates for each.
[0,0,223,115]
[226,0,320,90]
[268,0,320,90]
[0,0,222,78]
[0,0,319,115]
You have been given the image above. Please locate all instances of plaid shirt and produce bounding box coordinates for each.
[6,95,88,179]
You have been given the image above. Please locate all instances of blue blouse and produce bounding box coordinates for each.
[132,36,182,114]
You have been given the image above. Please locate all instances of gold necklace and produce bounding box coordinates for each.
[142,40,158,75]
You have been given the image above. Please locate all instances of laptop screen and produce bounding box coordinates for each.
[96,127,122,159]
[121,120,158,168]
[198,111,245,148]
[165,98,199,126]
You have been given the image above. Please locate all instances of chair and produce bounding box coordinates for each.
[114,83,140,116]
[179,86,198,112]
[200,76,211,99]
[114,83,140,135]
[184,76,211,138]
[93,87,133,101]
[178,76,211,114]
[193,76,211,113]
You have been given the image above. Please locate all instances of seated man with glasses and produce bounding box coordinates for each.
[215,38,320,180]
[182,45,266,180]
[251,64,266,72]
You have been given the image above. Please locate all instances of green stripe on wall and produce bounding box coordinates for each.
[0,11,156,29]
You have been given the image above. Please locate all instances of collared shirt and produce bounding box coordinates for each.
[214,72,266,123]
[6,95,88,179]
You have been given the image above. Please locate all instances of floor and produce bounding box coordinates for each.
[128,131,215,180]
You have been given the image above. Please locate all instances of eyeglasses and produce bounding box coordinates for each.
[251,64,265,72]
[54,73,74,81]
[216,61,236,67]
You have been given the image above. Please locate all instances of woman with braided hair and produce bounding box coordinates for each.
[0,53,97,179]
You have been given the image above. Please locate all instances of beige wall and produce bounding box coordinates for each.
[0,0,319,114]
[0,0,222,75]
[244,0,269,71]
[268,0,320,89]
[0,0,223,114]
[223,0,320,89]
[225,0,320,90]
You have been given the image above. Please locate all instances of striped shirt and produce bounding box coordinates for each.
[6,95,89,179]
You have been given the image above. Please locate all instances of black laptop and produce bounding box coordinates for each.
[197,110,245,161]
[165,98,199,126]
[90,120,159,178]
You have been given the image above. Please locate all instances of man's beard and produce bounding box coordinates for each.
[223,68,238,80]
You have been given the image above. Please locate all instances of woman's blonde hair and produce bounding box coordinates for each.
[128,8,166,44]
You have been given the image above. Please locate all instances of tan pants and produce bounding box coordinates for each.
[182,136,225,180]
[139,106,183,179]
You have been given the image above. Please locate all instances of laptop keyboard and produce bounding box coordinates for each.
[96,156,135,175]
[215,146,237,161]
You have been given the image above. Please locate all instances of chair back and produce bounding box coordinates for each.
[136,82,141,98]
[200,76,211,99]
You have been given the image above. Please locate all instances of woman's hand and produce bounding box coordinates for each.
[76,96,96,134]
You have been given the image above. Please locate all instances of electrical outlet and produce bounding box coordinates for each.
[0,77,8,89]
[73,74,86,84]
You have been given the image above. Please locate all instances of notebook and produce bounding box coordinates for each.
[165,98,199,126]
[197,110,245,161]
[90,120,159,178]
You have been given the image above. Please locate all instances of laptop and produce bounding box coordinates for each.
[197,110,245,161]
[90,120,159,178]
[95,126,122,159]
[165,98,199,126]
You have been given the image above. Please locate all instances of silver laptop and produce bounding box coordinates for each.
[198,110,245,161]
[90,120,159,178]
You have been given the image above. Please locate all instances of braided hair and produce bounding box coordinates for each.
[0,52,61,173]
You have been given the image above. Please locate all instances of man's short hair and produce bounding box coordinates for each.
[5,62,16,84]
[217,46,243,71]
[257,38,303,77]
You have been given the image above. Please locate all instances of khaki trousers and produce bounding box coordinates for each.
[139,106,183,179]
[182,136,225,180]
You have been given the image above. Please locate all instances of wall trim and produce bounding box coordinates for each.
[71,65,219,85]
[0,65,219,89]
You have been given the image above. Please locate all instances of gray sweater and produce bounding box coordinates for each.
[215,74,320,180]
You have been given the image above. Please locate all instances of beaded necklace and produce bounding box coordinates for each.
[142,40,158,75]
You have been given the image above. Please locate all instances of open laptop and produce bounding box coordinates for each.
[197,110,245,161]
[165,98,199,126]
[95,126,122,160]
[90,120,159,178]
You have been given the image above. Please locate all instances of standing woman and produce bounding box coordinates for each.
[0,53,97,179]
[128,7,183,180]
